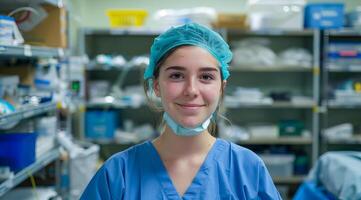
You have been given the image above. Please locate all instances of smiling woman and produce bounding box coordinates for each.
[80,23,282,200]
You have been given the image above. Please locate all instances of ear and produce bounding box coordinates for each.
[153,79,161,97]
[222,80,227,92]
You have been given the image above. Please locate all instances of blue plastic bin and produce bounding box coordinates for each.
[0,133,37,172]
[304,3,344,29]
[293,181,336,200]
[85,110,117,139]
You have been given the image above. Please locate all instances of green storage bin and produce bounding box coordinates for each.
[278,120,304,136]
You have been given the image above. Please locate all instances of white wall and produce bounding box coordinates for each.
[72,0,360,28]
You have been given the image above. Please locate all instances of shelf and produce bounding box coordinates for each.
[226,29,315,36]
[86,101,145,109]
[327,29,361,37]
[230,66,313,72]
[225,102,314,109]
[83,27,163,36]
[0,148,60,197]
[237,137,312,145]
[86,66,143,72]
[0,45,65,58]
[325,135,361,145]
[327,101,361,109]
[326,64,361,73]
[273,175,306,185]
[328,68,361,73]
[0,102,57,127]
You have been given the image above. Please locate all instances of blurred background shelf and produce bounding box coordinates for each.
[0,102,57,127]
[230,66,313,72]
[86,101,146,109]
[82,27,163,36]
[0,147,60,197]
[324,135,361,145]
[237,137,312,145]
[225,102,315,109]
[224,29,315,37]
[0,45,64,58]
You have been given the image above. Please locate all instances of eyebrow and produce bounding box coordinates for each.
[165,66,219,72]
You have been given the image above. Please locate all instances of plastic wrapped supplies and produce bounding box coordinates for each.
[246,0,305,30]
[231,38,312,69]
[232,38,277,67]
[152,7,217,29]
[278,48,312,68]
[0,15,24,45]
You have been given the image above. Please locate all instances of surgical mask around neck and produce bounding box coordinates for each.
[163,112,212,137]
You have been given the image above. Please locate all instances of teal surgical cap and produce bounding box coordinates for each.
[144,23,233,80]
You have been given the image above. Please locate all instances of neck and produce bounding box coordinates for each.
[153,125,216,159]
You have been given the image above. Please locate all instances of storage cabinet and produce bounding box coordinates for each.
[0,0,66,198]
[321,30,361,153]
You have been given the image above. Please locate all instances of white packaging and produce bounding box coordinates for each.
[0,15,24,45]
[260,154,295,177]
[248,124,279,139]
[69,143,100,199]
[247,0,305,30]
[0,16,14,45]
[152,7,217,30]
[0,75,19,99]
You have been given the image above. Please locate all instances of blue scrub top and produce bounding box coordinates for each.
[80,138,282,200]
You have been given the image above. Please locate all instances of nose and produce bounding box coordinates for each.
[183,77,199,98]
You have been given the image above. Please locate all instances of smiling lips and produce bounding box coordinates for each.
[176,103,205,109]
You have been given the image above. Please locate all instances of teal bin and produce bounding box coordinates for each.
[0,133,37,172]
[85,110,118,139]
[279,120,304,136]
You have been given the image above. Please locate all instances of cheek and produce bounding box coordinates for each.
[160,82,182,102]
[203,86,222,105]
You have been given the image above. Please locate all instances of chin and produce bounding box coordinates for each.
[179,117,205,128]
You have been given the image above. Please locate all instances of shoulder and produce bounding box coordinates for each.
[217,138,264,167]
[102,141,150,172]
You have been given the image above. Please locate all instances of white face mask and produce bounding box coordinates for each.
[163,112,212,137]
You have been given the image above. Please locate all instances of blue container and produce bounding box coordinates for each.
[304,3,344,29]
[0,133,37,172]
[293,181,336,200]
[85,110,117,139]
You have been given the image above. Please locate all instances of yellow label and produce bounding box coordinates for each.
[355,82,361,92]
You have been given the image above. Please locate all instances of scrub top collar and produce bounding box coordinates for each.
[146,138,226,199]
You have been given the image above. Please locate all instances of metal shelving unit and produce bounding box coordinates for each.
[0,45,64,58]
[0,1,67,198]
[224,29,321,165]
[0,102,57,127]
[0,148,61,197]
[321,30,361,154]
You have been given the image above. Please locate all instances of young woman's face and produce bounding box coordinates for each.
[154,46,225,128]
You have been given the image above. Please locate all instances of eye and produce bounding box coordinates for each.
[200,73,215,81]
[169,72,184,80]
